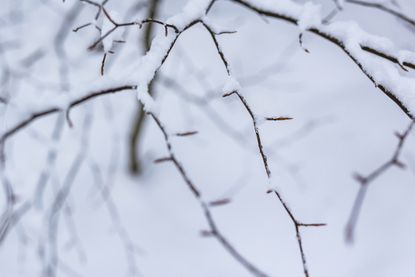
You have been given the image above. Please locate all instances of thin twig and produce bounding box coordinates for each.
[204,19,324,277]
[149,112,268,277]
[345,0,415,29]
[345,120,415,243]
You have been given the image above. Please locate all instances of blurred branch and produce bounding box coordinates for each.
[0,176,31,245]
[224,90,324,277]
[89,160,142,276]
[129,0,162,175]
[345,120,414,243]
[0,85,136,163]
[344,0,415,29]
[44,113,92,277]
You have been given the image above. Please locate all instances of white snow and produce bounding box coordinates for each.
[101,10,122,53]
[135,0,212,114]
[297,2,322,32]
[222,75,241,94]
[3,0,415,276]
[323,21,415,115]
[243,0,415,116]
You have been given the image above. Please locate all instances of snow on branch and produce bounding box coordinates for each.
[232,0,415,118]
[0,85,136,162]
[135,0,214,114]
[344,0,415,29]
[202,15,325,276]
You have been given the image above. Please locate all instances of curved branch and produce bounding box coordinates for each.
[0,85,136,147]
[204,19,325,277]
[150,112,269,277]
[345,0,415,29]
[345,120,414,243]
[231,0,415,119]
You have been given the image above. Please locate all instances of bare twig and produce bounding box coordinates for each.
[88,7,178,50]
[345,120,415,243]
[46,143,87,276]
[203,19,324,277]
[129,0,162,175]
[89,160,142,276]
[150,112,268,277]
[0,85,136,148]
[344,0,415,29]
[225,90,324,277]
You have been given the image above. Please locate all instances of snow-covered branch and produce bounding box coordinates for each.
[232,0,415,118]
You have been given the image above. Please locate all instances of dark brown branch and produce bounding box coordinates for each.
[226,90,324,277]
[208,198,231,207]
[227,92,272,178]
[202,22,230,75]
[345,120,415,243]
[129,0,162,175]
[266,116,293,121]
[88,7,179,50]
[149,112,268,277]
[100,53,107,75]
[175,131,198,137]
[204,19,324,276]
[298,33,310,53]
[216,30,237,35]
[205,0,217,15]
[153,157,173,163]
[128,1,200,174]
[271,189,325,277]
[72,22,92,32]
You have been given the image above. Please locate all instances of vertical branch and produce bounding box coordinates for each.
[89,159,142,276]
[45,114,92,277]
[203,21,325,277]
[129,0,162,174]
[34,114,66,209]
[149,112,269,277]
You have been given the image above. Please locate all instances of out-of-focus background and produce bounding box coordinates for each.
[1,0,415,276]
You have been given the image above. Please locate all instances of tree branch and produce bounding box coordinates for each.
[345,120,414,243]
[231,0,415,119]
[149,112,269,277]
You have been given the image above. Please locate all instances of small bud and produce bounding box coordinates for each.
[353,173,366,184]
[393,159,406,169]
[209,198,231,207]
[200,230,215,237]
[153,157,173,164]
[175,131,198,137]
[266,116,293,121]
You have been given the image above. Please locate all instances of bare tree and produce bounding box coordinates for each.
[1,0,415,276]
